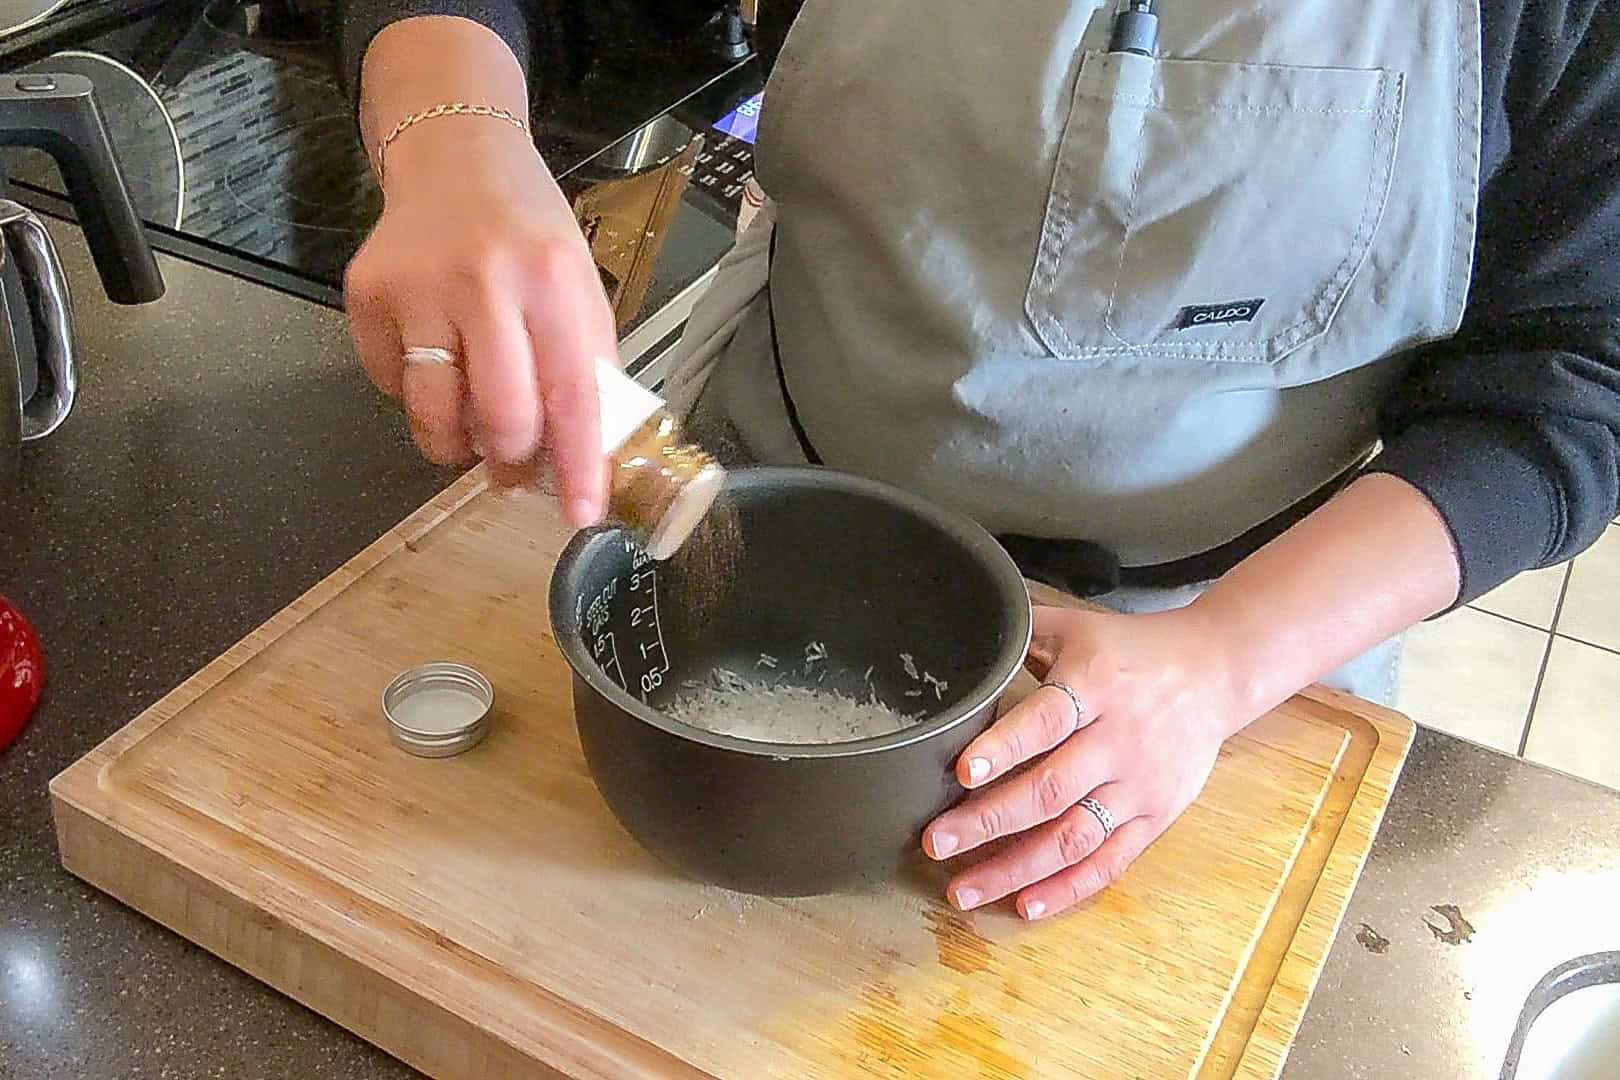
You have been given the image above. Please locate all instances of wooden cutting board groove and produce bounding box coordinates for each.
[52,469,1413,1079]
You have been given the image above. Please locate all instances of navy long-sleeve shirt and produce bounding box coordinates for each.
[341,0,1620,604]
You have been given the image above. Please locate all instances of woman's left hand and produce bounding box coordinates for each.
[923,602,1250,920]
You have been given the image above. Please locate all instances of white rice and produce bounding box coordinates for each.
[663,683,912,744]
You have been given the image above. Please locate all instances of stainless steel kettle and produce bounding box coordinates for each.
[1,70,164,488]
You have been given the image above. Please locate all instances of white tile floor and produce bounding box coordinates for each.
[1397,520,1620,789]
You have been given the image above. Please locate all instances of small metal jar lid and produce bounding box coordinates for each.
[382,662,494,758]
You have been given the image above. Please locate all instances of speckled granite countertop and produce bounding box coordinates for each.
[3,223,1618,1079]
[2,222,440,1079]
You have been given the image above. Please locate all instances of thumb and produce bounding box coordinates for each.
[1024,604,1078,680]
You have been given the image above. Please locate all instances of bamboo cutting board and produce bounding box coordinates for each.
[51,469,1413,1079]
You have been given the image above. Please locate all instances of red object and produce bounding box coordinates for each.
[0,596,45,753]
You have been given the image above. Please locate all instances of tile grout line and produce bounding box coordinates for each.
[1550,522,1620,654]
[1464,610,1620,656]
[1553,632,1620,659]
[1466,604,1556,635]
[1517,565,1573,757]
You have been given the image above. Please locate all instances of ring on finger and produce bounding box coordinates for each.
[1040,679,1086,727]
[404,345,458,367]
[1078,795,1116,839]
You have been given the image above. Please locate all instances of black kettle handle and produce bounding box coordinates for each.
[0,73,163,304]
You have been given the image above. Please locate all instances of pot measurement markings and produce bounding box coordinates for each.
[582,576,625,690]
[625,542,672,699]
[583,538,674,702]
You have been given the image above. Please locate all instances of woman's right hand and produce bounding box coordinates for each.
[344,118,618,528]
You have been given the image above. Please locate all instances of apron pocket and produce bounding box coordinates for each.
[1025,51,1403,365]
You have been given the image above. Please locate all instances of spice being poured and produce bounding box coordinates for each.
[663,496,743,632]
[595,357,730,561]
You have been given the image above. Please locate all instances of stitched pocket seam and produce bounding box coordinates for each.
[1028,59,1404,365]
[1099,70,1403,362]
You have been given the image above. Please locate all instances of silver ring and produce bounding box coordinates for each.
[403,346,456,366]
[1040,679,1086,727]
[1079,796,1116,839]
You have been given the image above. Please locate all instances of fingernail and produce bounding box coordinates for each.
[565,499,598,528]
[1022,899,1047,921]
[931,832,958,859]
[953,887,982,911]
[967,758,992,784]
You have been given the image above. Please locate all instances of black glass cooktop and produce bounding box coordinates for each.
[0,0,762,332]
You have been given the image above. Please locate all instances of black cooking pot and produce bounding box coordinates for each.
[548,466,1032,896]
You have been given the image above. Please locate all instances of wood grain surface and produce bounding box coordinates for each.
[52,468,1414,1078]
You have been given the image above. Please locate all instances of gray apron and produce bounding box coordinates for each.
[666,0,1483,704]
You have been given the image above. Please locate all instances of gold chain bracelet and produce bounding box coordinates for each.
[374,102,531,183]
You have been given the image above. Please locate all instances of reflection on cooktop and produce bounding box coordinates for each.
[12,49,186,230]
[1,2,759,319]
[223,113,379,237]
[7,47,375,285]
[202,0,324,49]
[176,58,378,283]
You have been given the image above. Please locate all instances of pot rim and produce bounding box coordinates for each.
[548,466,1034,760]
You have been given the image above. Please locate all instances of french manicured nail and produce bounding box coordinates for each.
[953,887,982,911]
[1022,899,1047,921]
[931,832,959,859]
[967,757,992,784]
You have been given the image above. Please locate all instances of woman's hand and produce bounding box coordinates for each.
[344,18,618,527]
[923,603,1246,920]
[922,472,1465,920]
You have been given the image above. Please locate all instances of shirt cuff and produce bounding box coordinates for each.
[1366,418,1563,610]
[340,2,533,108]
